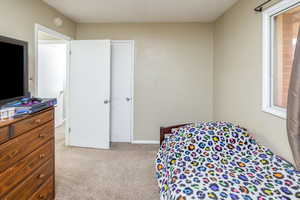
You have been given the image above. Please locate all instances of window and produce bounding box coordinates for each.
[263,0,300,118]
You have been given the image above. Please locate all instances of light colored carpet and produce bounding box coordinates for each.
[55,125,160,200]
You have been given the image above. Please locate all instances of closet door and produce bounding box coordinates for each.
[111,41,134,142]
[69,40,111,149]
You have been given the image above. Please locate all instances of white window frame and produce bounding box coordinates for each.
[262,0,300,119]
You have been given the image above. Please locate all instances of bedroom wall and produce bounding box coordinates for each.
[213,0,294,163]
[0,0,76,94]
[76,23,214,142]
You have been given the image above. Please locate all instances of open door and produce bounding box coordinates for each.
[69,40,111,149]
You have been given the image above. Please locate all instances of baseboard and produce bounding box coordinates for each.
[55,119,66,128]
[131,140,160,144]
[111,139,131,143]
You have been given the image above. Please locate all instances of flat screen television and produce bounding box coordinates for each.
[0,36,29,105]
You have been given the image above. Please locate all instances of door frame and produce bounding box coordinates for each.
[111,40,135,143]
[34,24,72,146]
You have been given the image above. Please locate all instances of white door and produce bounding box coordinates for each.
[38,43,67,127]
[111,41,134,142]
[69,40,111,149]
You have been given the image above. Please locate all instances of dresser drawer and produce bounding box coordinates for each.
[11,109,54,137]
[3,159,54,200]
[0,127,9,144]
[0,140,54,197]
[0,121,54,173]
[28,176,54,200]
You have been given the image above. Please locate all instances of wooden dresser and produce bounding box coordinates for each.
[0,107,55,200]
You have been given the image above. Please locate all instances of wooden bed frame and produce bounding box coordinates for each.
[160,123,191,145]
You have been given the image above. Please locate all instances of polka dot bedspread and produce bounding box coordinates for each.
[155,122,300,200]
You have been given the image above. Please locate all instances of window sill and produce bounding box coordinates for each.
[262,106,286,119]
[262,107,286,119]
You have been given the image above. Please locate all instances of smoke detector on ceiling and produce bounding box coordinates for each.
[53,17,63,27]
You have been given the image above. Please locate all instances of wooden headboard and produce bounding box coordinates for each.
[160,123,191,145]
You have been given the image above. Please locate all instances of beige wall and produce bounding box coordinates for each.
[213,0,294,163]
[77,23,214,141]
[0,0,76,93]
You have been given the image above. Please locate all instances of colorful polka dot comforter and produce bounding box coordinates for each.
[155,122,300,200]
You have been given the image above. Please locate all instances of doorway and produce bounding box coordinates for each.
[35,24,71,145]
[35,30,135,148]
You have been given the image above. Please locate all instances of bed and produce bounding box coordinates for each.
[156,122,300,200]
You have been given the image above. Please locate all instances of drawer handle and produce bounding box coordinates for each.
[38,174,45,179]
[39,154,46,159]
[39,134,45,139]
[38,194,46,200]
[35,119,41,124]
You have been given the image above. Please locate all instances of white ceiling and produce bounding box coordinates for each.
[43,0,238,23]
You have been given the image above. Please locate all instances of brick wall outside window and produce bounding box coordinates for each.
[273,7,300,108]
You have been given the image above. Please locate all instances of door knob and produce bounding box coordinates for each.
[126,97,131,102]
[104,100,110,104]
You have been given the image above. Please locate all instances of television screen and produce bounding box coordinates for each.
[0,37,28,103]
